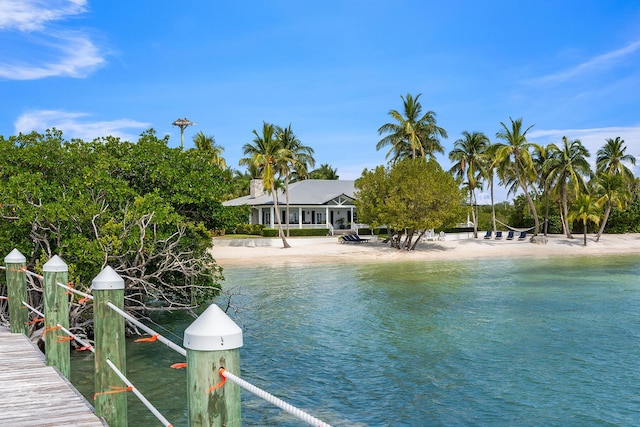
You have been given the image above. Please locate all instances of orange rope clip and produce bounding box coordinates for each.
[55,335,75,342]
[170,362,187,369]
[94,385,134,400]
[42,325,62,337]
[134,334,159,342]
[76,345,93,352]
[206,368,227,393]
[78,296,90,304]
[25,317,44,325]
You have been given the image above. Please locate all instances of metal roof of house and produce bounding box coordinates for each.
[222,179,356,207]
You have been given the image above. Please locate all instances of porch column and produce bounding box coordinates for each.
[325,206,329,226]
[258,207,263,225]
[270,207,275,228]
[298,207,303,229]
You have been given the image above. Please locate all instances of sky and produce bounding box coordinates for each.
[1,0,640,203]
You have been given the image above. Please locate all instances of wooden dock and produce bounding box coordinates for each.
[0,329,107,427]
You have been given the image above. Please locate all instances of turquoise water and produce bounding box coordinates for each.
[72,255,640,426]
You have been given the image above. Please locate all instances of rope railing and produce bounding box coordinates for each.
[218,368,333,427]
[56,280,94,302]
[21,300,94,352]
[106,301,187,357]
[104,359,174,427]
[3,251,341,426]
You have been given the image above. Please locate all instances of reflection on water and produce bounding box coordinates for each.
[72,256,640,426]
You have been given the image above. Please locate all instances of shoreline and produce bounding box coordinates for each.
[210,233,640,267]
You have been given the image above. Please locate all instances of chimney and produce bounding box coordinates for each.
[250,179,264,198]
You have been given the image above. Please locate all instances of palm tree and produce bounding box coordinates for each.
[594,172,631,242]
[494,117,540,236]
[568,192,600,246]
[596,137,636,182]
[275,124,315,237]
[448,131,490,238]
[310,164,339,180]
[545,137,591,238]
[192,131,227,168]
[377,93,447,162]
[239,122,291,248]
[531,144,555,236]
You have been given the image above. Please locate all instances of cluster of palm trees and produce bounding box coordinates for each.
[378,93,637,245]
[238,122,316,248]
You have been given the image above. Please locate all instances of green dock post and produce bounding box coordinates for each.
[92,266,127,427]
[42,255,70,379]
[4,249,28,335]
[184,304,243,427]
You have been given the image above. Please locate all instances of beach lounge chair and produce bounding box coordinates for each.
[506,231,515,240]
[495,231,503,240]
[354,235,370,243]
[438,231,446,241]
[340,234,355,243]
[483,231,492,239]
[518,231,527,241]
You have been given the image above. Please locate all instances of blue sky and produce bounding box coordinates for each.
[1,1,639,202]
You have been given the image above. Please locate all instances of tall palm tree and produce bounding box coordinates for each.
[568,192,600,246]
[596,137,636,182]
[494,117,540,236]
[377,93,447,162]
[531,144,555,236]
[192,131,227,168]
[448,131,490,238]
[275,124,315,237]
[594,172,630,242]
[239,122,291,248]
[545,137,591,238]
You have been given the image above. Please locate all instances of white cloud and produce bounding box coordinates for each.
[531,40,640,84]
[0,0,87,31]
[0,0,105,80]
[14,110,151,142]
[0,31,104,79]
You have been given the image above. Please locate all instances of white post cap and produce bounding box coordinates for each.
[43,255,68,272]
[184,304,243,351]
[92,266,124,290]
[4,248,26,263]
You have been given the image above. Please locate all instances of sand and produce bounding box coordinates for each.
[210,232,640,267]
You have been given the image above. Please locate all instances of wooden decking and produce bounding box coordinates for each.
[0,328,106,427]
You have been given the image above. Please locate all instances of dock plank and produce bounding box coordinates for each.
[0,329,106,427]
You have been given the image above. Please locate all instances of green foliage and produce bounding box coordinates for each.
[605,199,640,233]
[355,158,465,249]
[0,129,235,326]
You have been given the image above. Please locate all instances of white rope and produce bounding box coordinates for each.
[56,281,94,301]
[105,359,173,427]
[25,270,42,280]
[495,219,536,232]
[21,300,94,352]
[106,301,187,357]
[220,368,333,427]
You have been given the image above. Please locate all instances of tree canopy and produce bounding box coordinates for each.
[0,129,246,335]
[355,158,464,250]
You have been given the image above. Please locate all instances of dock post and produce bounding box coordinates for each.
[42,255,70,379]
[4,249,28,335]
[92,266,127,427]
[184,304,243,427]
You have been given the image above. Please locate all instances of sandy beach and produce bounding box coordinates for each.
[210,233,640,267]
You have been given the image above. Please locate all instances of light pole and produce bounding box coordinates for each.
[172,117,194,150]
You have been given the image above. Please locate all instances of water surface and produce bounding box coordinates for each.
[72,255,640,426]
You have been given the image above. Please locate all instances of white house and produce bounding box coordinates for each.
[222,179,358,233]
